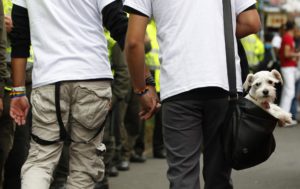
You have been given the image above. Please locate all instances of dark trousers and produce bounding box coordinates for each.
[153,107,164,153]
[162,97,232,189]
[0,92,14,189]
[3,121,30,189]
[134,108,164,155]
[122,90,142,159]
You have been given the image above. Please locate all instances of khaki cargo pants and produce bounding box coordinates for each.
[21,81,111,189]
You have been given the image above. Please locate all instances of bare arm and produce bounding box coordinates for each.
[125,14,160,120]
[284,45,300,58]
[11,58,27,87]
[125,14,149,92]
[9,5,30,125]
[236,9,261,38]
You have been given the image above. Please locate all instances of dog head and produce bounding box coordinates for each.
[243,69,283,106]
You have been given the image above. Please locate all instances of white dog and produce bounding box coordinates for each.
[243,69,293,126]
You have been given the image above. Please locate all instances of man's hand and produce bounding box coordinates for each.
[10,96,30,125]
[0,98,3,117]
[138,86,161,120]
[5,15,13,33]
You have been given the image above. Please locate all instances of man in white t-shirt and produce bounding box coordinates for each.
[8,0,128,189]
[123,0,261,188]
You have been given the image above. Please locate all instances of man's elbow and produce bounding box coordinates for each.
[125,38,143,53]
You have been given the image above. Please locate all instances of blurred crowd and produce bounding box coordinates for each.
[241,19,300,125]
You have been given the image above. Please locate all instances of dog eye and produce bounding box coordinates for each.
[255,82,261,87]
[268,80,273,85]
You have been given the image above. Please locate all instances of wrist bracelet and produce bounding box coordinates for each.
[10,91,26,98]
[145,75,156,86]
[10,93,26,98]
[12,86,26,92]
[134,87,149,96]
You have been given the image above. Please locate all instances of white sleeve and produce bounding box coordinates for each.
[124,0,152,17]
[235,0,256,15]
[97,0,115,12]
[12,0,27,8]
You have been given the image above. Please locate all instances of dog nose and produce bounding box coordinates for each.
[263,90,269,95]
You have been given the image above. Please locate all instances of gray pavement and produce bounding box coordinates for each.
[109,125,300,189]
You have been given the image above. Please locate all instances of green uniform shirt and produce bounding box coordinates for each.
[0,0,8,98]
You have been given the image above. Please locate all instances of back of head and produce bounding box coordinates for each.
[264,32,273,43]
[285,20,295,31]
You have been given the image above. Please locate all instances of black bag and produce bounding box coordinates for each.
[222,98,278,170]
[222,0,278,170]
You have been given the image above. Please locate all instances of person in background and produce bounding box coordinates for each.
[241,33,264,73]
[279,20,300,125]
[123,0,260,189]
[272,26,283,60]
[2,1,32,188]
[0,1,9,188]
[256,32,281,72]
[115,34,153,170]
[95,33,131,189]
[9,0,128,188]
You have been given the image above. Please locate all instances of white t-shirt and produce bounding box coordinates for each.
[12,0,114,88]
[124,0,256,100]
[271,34,282,49]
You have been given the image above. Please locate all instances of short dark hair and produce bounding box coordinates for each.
[285,20,295,30]
[264,32,273,42]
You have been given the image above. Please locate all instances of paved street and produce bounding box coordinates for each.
[109,125,300,189]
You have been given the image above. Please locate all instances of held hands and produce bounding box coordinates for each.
[4,16,13,33]
[137,86,161,120]
[10,96,30,126]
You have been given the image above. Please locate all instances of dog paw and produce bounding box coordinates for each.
[278,113,293,125]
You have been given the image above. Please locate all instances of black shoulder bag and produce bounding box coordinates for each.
[222,0,278,170]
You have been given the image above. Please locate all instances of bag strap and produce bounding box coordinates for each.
[222,0,237,98]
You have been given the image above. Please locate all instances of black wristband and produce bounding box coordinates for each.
[145,75,156,86]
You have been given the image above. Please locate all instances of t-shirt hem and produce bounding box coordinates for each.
[160,83,243,101]
[32,74,113,88]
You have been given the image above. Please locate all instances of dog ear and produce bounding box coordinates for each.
[271,69,283,84]
[243,73,254,91]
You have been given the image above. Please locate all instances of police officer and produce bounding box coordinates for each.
[145,20,165,158]
[0,1,9,187]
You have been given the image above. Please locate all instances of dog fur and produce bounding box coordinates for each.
[243,69,293,126]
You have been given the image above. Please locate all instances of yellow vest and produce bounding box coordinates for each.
[104,30,117,76]
[3,0,12,15]
[241,34,264,69]
[104,30,116,62]
[146,20,160,92]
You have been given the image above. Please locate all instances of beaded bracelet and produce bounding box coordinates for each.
[10,91,26,98]
[145,75,156,87]
[10,86,26,98]
[12,86,26,92]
